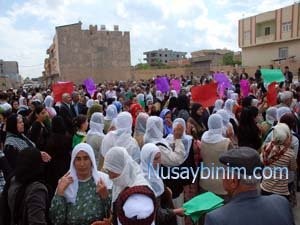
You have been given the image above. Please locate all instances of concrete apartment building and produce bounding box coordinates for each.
[239,3,300,67]
[143,49,186,66]
[43,22,131,86]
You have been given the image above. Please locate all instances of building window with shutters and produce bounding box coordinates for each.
[279,47,288,59]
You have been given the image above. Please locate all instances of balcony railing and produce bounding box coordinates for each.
[256,34,275,45]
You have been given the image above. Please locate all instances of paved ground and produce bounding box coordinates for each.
[294,193,300,225]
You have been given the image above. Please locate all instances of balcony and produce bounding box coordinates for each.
[256,34,275,45]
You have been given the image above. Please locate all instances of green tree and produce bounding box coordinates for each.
[223,52,235,65]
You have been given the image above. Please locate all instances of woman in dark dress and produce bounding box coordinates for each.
[28,105,50,152]
[44,116,72,199]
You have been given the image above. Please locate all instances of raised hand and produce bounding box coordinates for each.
[56,172,73,196]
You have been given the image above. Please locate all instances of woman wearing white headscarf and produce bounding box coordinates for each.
[216,109,235,140]
[133,112,149,148]
[213,99,223,113]
[224,99,237,122]
[165,118,193,162]
[261,123,296,197]
[104,104,118,134]
[50,143,112,225]
[140,143,183,225]
[260,107,277,139]
[101,112,140,163]
[44,95,57,119]
[17,96,30,116]
[86,99,95,109]
[200,114,233,196]
[263,107,291,145]
[86,112,105,170]
[224,98,238,134]
[170,90,178,98]
[165,118,194,225]
[103,147,156,225]
[144,116,185,167]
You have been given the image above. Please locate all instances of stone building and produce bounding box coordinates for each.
[239,3,300,67]
[43,22,131,86]
[0,60,21,88]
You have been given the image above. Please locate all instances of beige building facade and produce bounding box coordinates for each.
[239,3,300,67]
[43,22,131,86]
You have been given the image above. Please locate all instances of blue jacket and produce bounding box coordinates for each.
[205,190,294,225]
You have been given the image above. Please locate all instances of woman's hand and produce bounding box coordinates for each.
[96,178,109,199]
[173,208,186,217]
[40,151,51,162]
[91,218,111,225]
[56,172,73,196]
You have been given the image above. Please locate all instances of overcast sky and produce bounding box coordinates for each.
[0,0,294,78]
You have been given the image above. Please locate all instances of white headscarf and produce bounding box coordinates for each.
[137,93,145,103]
[216,109,232,136]
[44,95,57,117]
[230,93,238,101]
[102,112,140,163]
[156,90,164,102]
[18,96,28,111]
[224,99,236,120]
[87,112,104,137]
[251,99,259,107]
[201,114,225,144]
[97,93,103,101]
[104,147,151,202]
[227,90,234,99]
[165,118,192,161]
[140,143,164,197]
[144,116,169,146]
[134,112,149,136]
[277,107,291,121]
[272,123,291,145]
[86,99,95,109]
[266,107,277,125]
[213,99,223,113]
[64,143,112,204]
[44,95,54,108]
[105,104,118,121]
[170,90,178,98]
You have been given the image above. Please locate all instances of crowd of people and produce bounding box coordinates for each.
[0,66,298,225]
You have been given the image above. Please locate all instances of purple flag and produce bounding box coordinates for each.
[155,77,170,93]
[171,79,181,94]
[240,79,249,97]
[84,78,96,96]
[214,73,231,98]
[213,73,231,89]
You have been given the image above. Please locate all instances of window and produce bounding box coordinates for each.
[244,31,250,40]
[177,54,179,58]
[165,54,167,57]
[165,60,167,63]
[282,22,292,32]
[279,47,288,59]
[159,54,162,57]
[265,27,270,35]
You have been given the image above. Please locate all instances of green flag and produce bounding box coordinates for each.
[261,69,285,83]
[183,192,224,223]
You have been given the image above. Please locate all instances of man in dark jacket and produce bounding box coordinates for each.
[205,147,295,225]
[59,93,76,135]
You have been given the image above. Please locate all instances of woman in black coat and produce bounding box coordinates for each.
[44,116,72,199]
